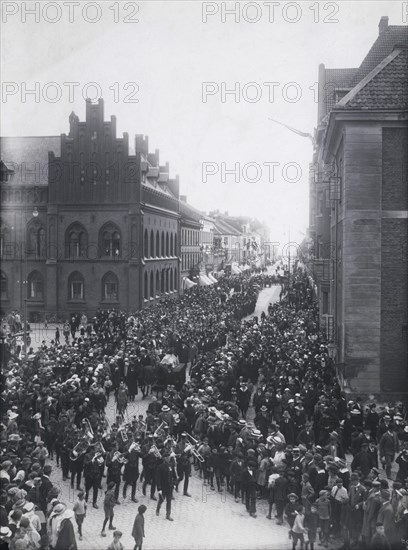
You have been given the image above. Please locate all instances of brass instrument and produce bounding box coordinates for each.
[70,433,93,461]
[94,440,106,456]
[153,421,168,438]
[149,444,162,459]
[128,441,141,453]
[101,412,111,437]
[82,418,94,438]
[112,450,128,464]
[118,423,130,442]
[183,433,205,463]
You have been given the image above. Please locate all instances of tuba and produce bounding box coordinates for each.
[70,434,92,461]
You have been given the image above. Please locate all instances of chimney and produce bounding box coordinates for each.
[379,16,388,35]
[180,195,187,202]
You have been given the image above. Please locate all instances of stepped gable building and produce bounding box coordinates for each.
[308,17,408,395]
[1,98,180,319]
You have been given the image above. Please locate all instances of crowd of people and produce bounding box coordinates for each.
[1,264,407,550]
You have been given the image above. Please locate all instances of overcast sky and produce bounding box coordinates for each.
[1,1,406,244]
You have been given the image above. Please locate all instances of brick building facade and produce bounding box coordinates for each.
[308,18,408,394]
[1,99,180,319]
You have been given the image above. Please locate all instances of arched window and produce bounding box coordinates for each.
[156,271,160,295]
[68,271,84,300]
[166,233,169,256]
[161,269,165,293]
[27,221,46,258]
[156,231,160,257]
[174,234,177,257]
[0,271,8,300]
[99,223,121,258]
[165,269,169,292]
[65,223,88,258]
[174,268,178,291]
[170,269,173,291]
[161,232,165,256]
[0,221,11,258]
[27,270,44,300]
[150,230,155,257]
[102,272,119,301]
[144,271,148,300]
[150,271,154,298]
[144,229,149,258]
[170,234,173,256]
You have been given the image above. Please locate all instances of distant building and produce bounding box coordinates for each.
[179,196,202,290]
[308,17,408,394]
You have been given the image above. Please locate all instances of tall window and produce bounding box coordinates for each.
[174,268,178,291]
[166,269,169,292]
[0,222,10,258]
[68,271,84,300]
[156,231,160,257]
[156,271,160,295]
[170,234,173,256]
[144,229,149,258]
[150,230,155,257]
[161,270,165,293]
[170,269,173,291]
[102,272,118,301]
[144,272,148,300]
[27,271,44,300]
[100,223,121,257]
[0,271,8,300]
[174,234,177,257]
[161,232,165,256]
[150,271,154,298]
[65,223,88,258]
[166,233,169,256]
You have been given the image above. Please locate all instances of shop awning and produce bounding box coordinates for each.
[231,265,241,275]
[207,273,218,283]
[183,277,197,289]
[199,275,212,286]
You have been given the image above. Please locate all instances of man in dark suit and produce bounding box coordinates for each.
[39,464,53,513]
[156,454,177,521]
[379,424,399,479]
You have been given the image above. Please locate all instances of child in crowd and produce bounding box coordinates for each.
[73,491,87,541]
[292,505,308,550]
[316,490,331,548]
[304,503,319,550]
[107,530,124,550]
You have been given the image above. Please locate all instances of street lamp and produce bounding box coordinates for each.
[22,206,39,356]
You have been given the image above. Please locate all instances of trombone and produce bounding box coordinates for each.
[182,433,205,463]
[153,421,168,438]
[82,418,94,438]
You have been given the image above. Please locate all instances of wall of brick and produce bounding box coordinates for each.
[380,210,408,390]
[382,128,408,210]
[342,124,383,393]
